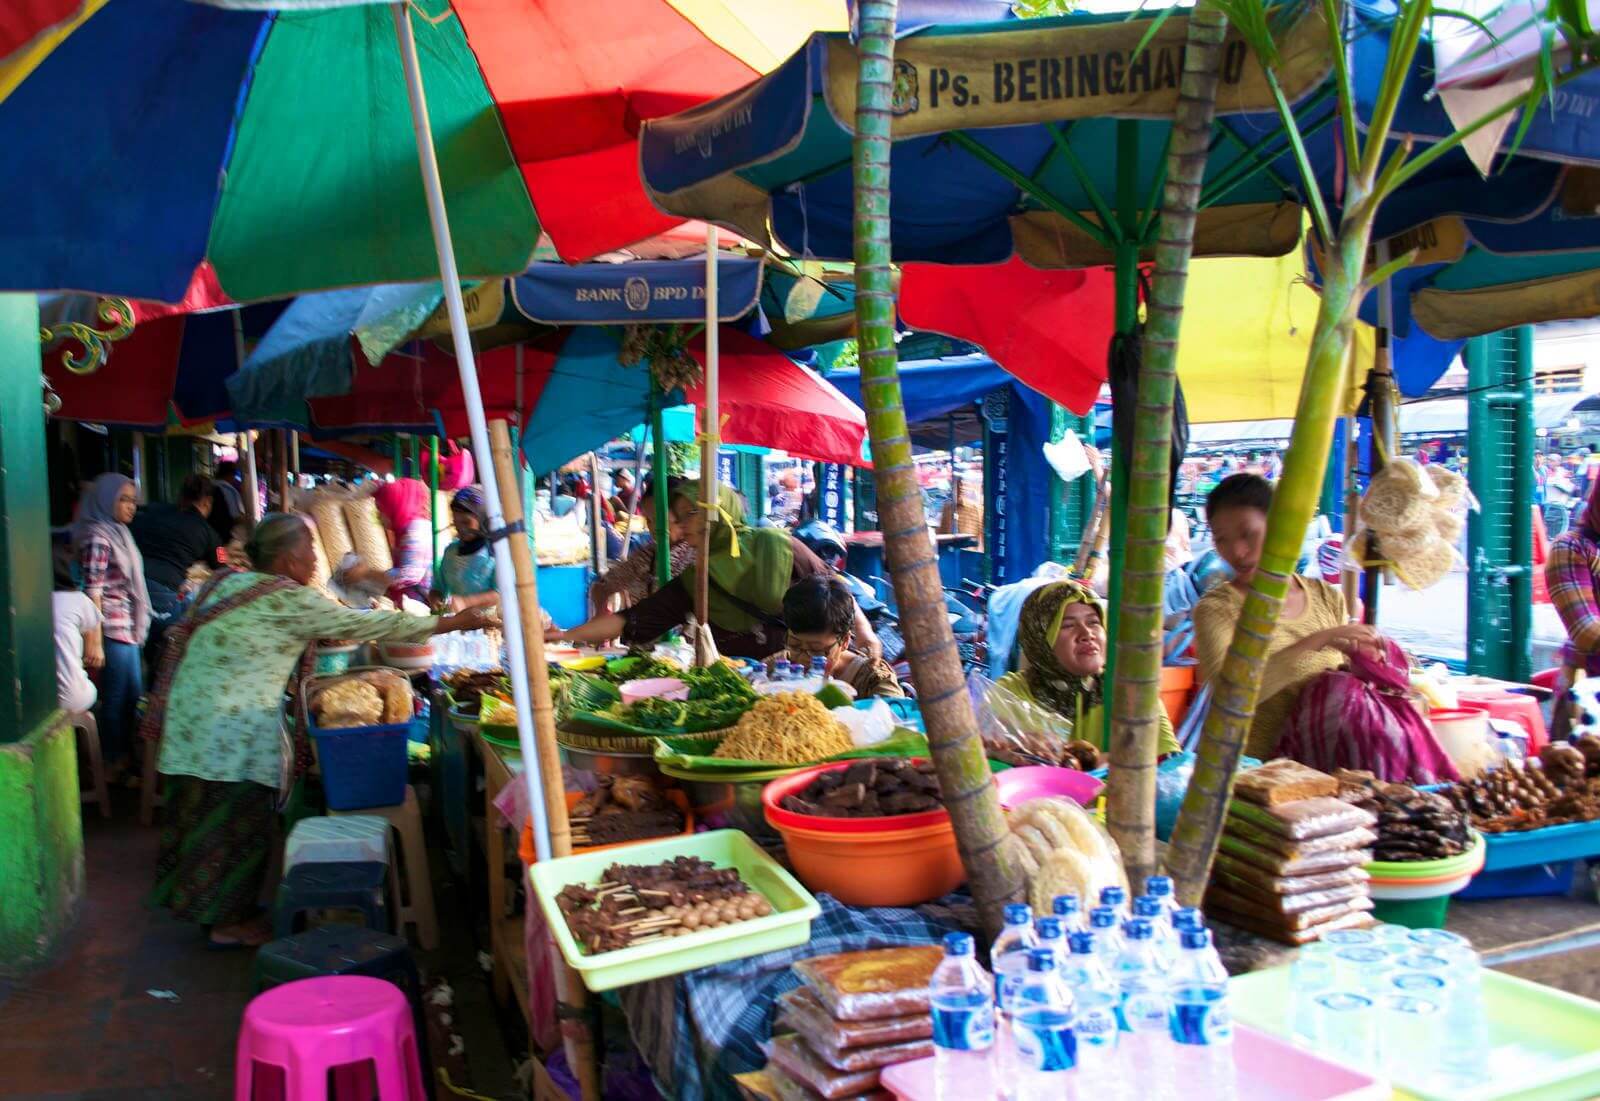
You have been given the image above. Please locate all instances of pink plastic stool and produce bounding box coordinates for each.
[1456,691,1548,752]
[235,975,425,1100]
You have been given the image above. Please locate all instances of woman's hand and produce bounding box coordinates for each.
[83,634,105,671]
[1316,623,1383,659]
[436,605,495,634]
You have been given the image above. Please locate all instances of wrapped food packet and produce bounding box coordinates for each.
[1227,796,1375,840]
[1211,860,1369,897]
[1207,882,1367,916]
[764,1036,883,1099]
[1218,833,1372,877]
[775,987,932,1050]
[1207,888,1373,932]
[1221,816,1377,859]
[765,1062,892,1101]
[1232,760,1337,806]
[792,946,943,1022]
[968,671,1076,767]
[1206,903,1375,946]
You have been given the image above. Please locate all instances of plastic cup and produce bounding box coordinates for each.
[1323,929,1377,949]
[1395,952,1453,976]
[1333,946,1395,994]
[1406,928,1470,952]
[1289,948,1338,1045]
[1309,991,1378,1069]
[1380,993,1443,1078]
[1370,922,1414,945]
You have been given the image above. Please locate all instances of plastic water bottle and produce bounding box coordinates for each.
[1012,949,1077,1100]
[1035,917,1067,973]
[1115,918,1173,1100]
[1099,885,1129,922]
[1134,896,1176,968]
[1169,928,1236,1099]
[1088,906,1123,969]
[1171,906,1204,935]
[1051,894,1087,935]
[993,903,1038,1014]
[1146,874,1178,920]
[931,932,996,1100]
[1061,932,1119,1079]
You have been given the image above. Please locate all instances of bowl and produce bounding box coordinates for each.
[773,816,965,907]
[762,759,951,834]
[620,677,690,705]
[1366,831,1486,884]
[992,765,1104,811]
[378,641,435,671]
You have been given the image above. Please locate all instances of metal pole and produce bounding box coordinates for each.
[290,430,300,479]
[391,8,597,1095]
[130,432,145,497]
[652,393,671,587]
[1364,242,1396,626]
[588,452,606,576]
[232,313,261,528]
[695,225,719,635]
[429,437,441,573]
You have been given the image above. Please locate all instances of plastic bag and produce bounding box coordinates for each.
[832,699,896,747]
[1043,430,1093,483]
[775,986,931,1052]
[968,671,1076,767]
[763,1036,882,1099]
[1227,796,1377,841]
[1155,752,1196,841]
[791,946,942,1022]
[1009,796,1130,913]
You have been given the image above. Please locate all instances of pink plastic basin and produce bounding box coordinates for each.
[992,765,1104,810]
[1454,691,1548,752]
[619,677,689,704]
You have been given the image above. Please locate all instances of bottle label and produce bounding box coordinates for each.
[932,997,996,1052]
[1075,1006,1119,1048]
[1170,985,1232,1045]
[1118,990,1169,1032]
[1013,1011,1077,1073]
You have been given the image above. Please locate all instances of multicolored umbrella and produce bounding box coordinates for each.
[0,0,843,302]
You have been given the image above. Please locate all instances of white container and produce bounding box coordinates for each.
[1428,708,1497,779]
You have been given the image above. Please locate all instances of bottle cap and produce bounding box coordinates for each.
[943,931,975,956]
[1172,907,1204,932]
[810,656,827,671]
[1068,931,1096,955]
[1035,917,1063,941]
[1027,948,1055,972]
[1133,896,1161,918]
[1146,875,1174,898]
[1123,918,1153,941]
[1004,903,1033,925]
[1051,894,1080,915]
[1089,906,1117,929]
[1100,886,1127,906]
[1181,928,1212,950]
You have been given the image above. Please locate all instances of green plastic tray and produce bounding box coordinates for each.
[1231,964,1600,1101]
[1367,831,1486,880]
[652,727,929,774]
[529,830,820,993]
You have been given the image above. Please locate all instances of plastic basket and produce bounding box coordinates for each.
[529,829,819,992]
[1458,860,1578,900]
[310,720,409,810]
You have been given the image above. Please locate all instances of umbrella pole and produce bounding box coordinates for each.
[390,8,597,1097]
[429,437,441,574]
[653,392,671,587]
[1364,241,1396,627]
[589,452,606,576]
[695,226,719,639]
[231,313,261,529]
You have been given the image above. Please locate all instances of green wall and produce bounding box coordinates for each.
[0,718,84,971]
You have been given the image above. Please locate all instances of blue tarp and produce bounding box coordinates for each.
[826,355,1052,582]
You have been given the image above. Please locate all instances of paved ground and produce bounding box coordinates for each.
[1374,569,1567,670]
[0,788,522,1101]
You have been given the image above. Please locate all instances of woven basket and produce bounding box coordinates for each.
[344,493,393,571]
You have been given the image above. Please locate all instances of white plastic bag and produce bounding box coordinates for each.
[832,699,896,747]
[1043,430,1093,482]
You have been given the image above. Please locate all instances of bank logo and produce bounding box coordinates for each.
[892,60,920,115]
[624,277,651,312]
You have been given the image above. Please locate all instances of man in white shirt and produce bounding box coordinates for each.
[53,588,103,714]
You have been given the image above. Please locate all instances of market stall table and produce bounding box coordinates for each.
[477,730,531,1023]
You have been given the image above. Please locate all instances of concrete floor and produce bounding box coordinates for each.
[0,788,524,1101]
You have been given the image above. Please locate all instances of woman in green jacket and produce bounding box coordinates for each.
[997,580,1181,757]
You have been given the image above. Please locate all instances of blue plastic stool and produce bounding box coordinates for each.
[273,861,391,938]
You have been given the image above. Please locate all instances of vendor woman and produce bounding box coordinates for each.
[549,481,880,660]
[147,514,492,947]
[998,579,1180,756]
[432,486,498,612]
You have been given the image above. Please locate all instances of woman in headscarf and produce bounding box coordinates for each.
[147,514,492,947]
[551,481,880,660]
[74,473,151,777]
[589,475,697,615]
[997,580,1180,756]
[1547,476,1600,737]
[371,478,433,605]
[432,486,499,612]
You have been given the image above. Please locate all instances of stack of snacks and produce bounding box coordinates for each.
[763,946,942,1100]
[1206,761,1377,944]
[1336,769,1472,860]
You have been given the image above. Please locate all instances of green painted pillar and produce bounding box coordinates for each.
[1049,405,1097,562]
[1467,327,1534,681]
[0,293,84,972]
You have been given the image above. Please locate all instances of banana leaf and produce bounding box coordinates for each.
[652,727,930,774]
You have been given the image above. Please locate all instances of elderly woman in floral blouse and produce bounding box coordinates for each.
[147,514,490,948]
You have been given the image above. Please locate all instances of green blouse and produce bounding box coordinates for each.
[156,573,437,787]
[995,671,1182,758]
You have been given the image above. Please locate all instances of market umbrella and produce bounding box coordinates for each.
[0,0,842,302]
[0,0,104,100]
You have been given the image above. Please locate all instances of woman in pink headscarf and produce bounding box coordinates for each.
[372,478,434,605]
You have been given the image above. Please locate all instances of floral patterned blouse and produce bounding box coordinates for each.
[156,572,437,787]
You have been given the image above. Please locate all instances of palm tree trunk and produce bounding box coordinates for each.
[1107,1,1230,891]
[852,0,1023,937]
[1164,217,1371,904]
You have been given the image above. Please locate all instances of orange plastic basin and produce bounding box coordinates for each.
[1161,664,1196,726]
[768,816,966,908]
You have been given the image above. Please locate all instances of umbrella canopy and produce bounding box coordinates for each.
[0,0,841,302]
[0,0,103,101]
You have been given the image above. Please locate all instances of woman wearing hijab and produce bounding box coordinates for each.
[997,580,1180,756]
[74,473,151,777]
[551,481,880,660]
[432,486,499,612]
[1546,477,1600,737]
[371,478,434,605]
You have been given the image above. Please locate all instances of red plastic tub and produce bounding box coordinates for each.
[762,759,951,835]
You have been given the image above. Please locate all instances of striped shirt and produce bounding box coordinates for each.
[79,530,139,644]
[1546,526,1600,674]
[591,538,695,610]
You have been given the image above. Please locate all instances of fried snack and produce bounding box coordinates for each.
[1424,463,1467,509]
[1028,847,1097,915]
[1360,458,1436,533]
[314,679,384,728]
[343,493,393,571]
[792,946,943,1021]
[1391,534,1455,591]
[1233,760,1338,806]
[713,692,853,765]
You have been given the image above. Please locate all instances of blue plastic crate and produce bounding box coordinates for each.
[1458,861,1577,899]
[311,721,410,810]
[1480,818,1600,872]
